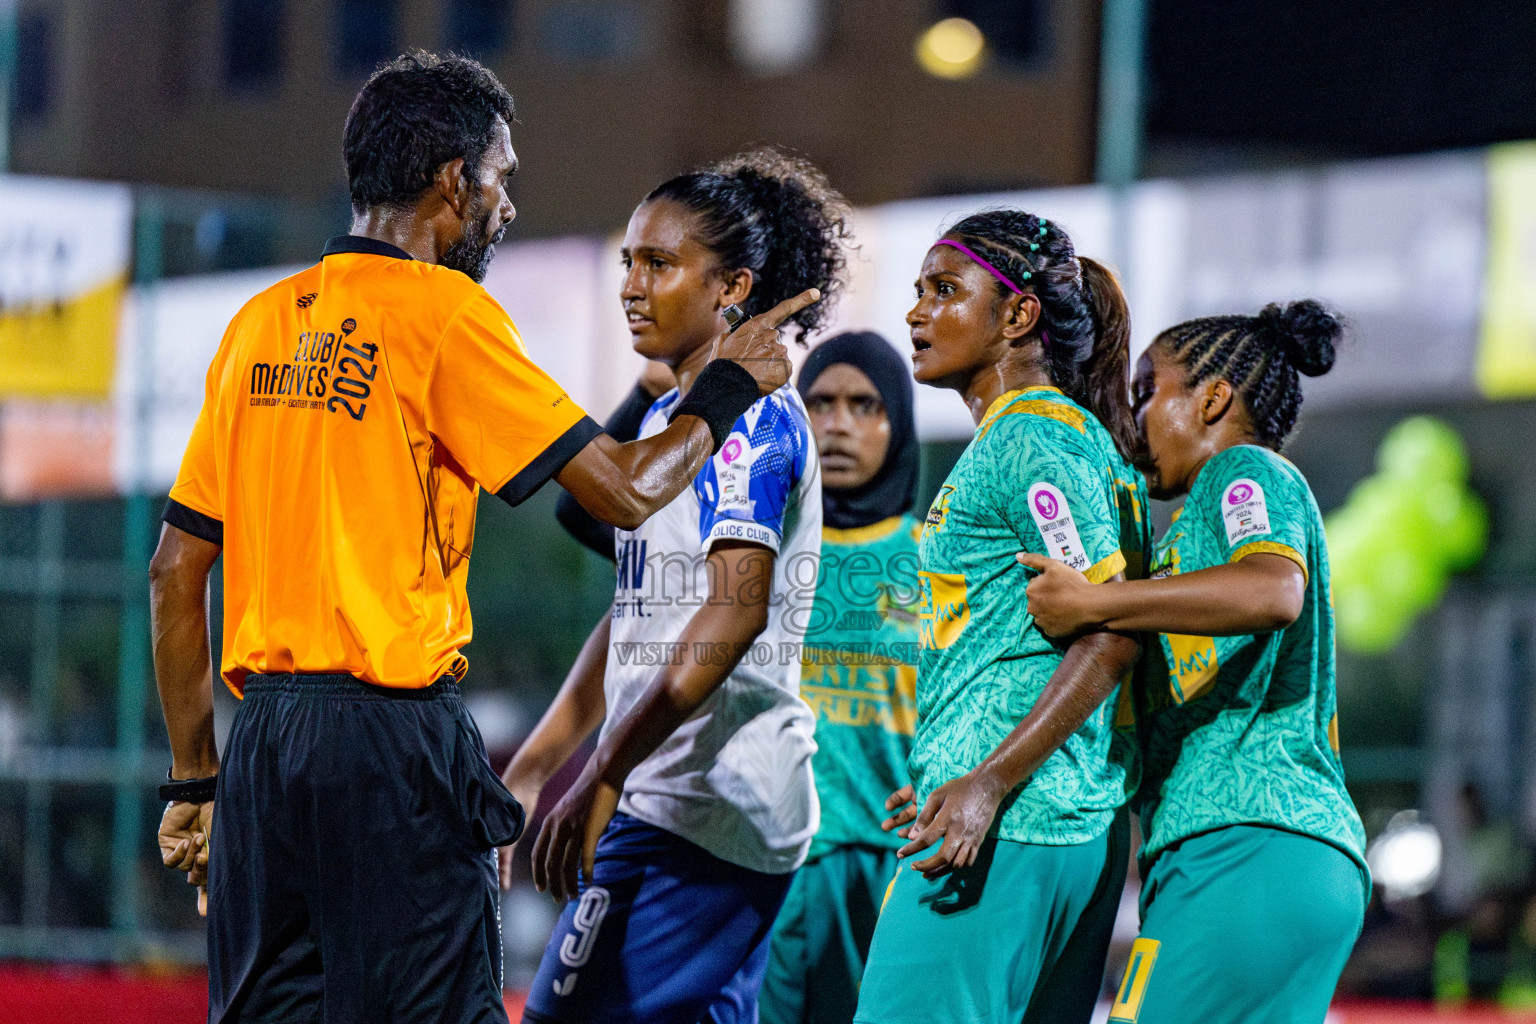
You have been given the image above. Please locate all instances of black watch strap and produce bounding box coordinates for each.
[159,771,218,804]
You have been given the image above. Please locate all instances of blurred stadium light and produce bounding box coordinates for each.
[915,18,986,80]
[1369,812,1444,902]
[730,0,823,74]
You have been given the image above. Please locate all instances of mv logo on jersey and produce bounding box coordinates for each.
[1027,482,1090,572]
[917,571,969,650]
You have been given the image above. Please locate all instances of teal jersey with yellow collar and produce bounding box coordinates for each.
[1135,444,1367,873]
[910,387,1144,846]
[800,514,923,859]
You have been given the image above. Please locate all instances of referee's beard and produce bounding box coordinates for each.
[442,194,503,284]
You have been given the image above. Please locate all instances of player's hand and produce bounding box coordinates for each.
[530,769,620,903]
[708,288,821,396]
[897,770,1006,880]
[1017,552,1098,637]
[497,777,542,891]
[158,799,214,914]
[881,785,918,834]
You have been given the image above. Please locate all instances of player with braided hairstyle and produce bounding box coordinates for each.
[1021,300,1368,1024]
[856,210,1150,1023]
[1156,300,1336,448]
[506,147,848,1024]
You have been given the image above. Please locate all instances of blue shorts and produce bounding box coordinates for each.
[523,813,794,1024]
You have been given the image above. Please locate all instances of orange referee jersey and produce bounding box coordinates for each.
[166,236,601,694]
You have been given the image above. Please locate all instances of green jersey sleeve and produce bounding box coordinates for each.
[1194,446,1310,582]
[990,419,1126,584]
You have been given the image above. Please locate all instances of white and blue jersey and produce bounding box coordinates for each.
[603,383,823,875]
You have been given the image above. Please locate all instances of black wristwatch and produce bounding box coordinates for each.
[159,769,218,804]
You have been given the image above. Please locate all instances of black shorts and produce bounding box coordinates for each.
[207,674,524,1024]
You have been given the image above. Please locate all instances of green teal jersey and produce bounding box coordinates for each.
[800,515,923,859]
[910,387,1148,846]
[1135,444,1368,874]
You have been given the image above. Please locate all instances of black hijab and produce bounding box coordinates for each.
[797,331,920,530]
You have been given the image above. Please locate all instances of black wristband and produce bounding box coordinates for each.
[669,359,760,453]
[159,771,218,804]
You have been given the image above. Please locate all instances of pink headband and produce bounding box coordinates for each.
[933,239,1024,296]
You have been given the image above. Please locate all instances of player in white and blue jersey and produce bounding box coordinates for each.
[500,147,852,1024]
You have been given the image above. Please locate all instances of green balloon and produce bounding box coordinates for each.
[1443,492,1490,570]
[1421,481,1462,532]
[1377,416,1469,485]
[1376,547,1442,610]
[1335,581,1410,655]
[1350,476,1418,527]
[1325,415,1487,655]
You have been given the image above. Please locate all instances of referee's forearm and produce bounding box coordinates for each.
[149,527,221,779]
[557,420,714,530]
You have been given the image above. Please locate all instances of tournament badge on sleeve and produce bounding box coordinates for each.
[1221,479,1271,546]
[1027,482,1091,573]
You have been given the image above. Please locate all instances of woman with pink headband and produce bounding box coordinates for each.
[855,209,1151,1024]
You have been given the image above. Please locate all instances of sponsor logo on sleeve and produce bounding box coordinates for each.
[1221,478,1271,546]
[1027,482,1090,572]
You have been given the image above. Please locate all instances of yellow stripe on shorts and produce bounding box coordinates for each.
[880,870,900,914]
[1109,937,1161,1022]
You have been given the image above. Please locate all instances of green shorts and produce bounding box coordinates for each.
[761,845,899,1024]
[854,809,1129,1024]
[1108,824,1367,1024]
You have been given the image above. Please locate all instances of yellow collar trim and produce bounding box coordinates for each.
[823,516,905,545]
[978,386,1065,431]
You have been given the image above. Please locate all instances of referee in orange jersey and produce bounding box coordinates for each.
[148,52,815,1024]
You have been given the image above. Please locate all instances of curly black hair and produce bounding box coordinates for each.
[1156,299,1342,450]
[944,209,1137,461]
[643,146,852,344]
[342,51,515,214]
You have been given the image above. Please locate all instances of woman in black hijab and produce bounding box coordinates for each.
[797,331,919,528]
[760,331,924,1024]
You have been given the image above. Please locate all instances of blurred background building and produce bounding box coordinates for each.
[3,1,1536,1021]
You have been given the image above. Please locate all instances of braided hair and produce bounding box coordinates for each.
[944,210,1137,461]
[644,146,852,345]
[1156,300,1342,450]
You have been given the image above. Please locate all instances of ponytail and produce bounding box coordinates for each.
[1075,257,1137,462]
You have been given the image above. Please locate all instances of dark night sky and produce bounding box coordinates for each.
[1146,1,1536,158]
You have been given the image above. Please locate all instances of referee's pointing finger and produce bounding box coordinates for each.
[761,287,821,329]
